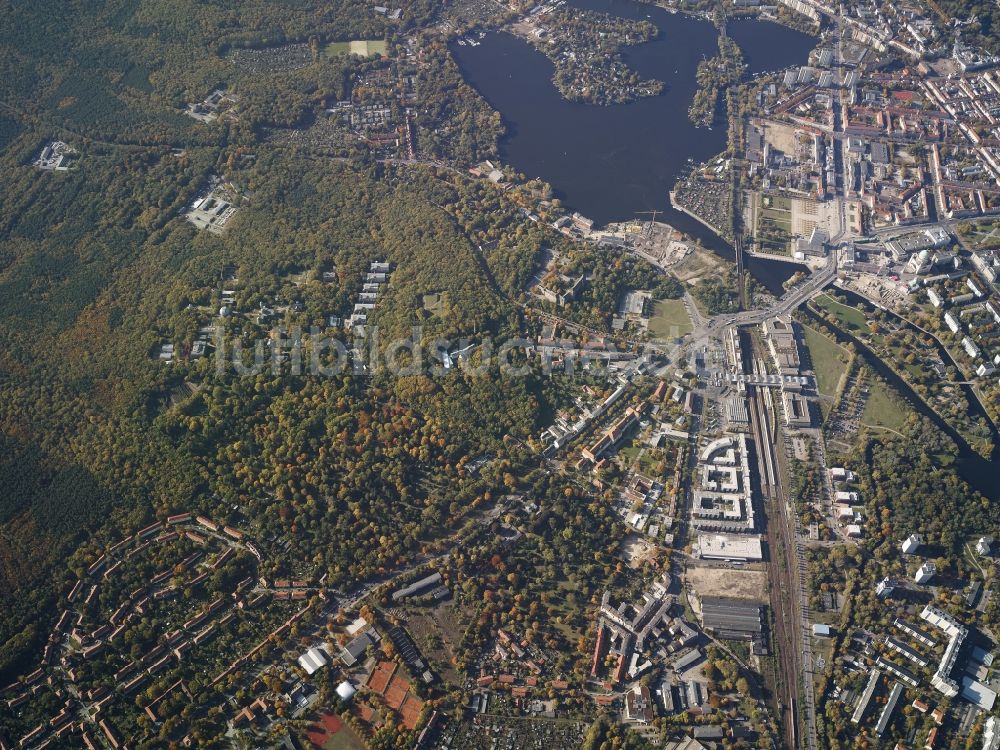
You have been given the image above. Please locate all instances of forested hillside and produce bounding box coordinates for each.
[0,0,726,711]
[0,0,520,681]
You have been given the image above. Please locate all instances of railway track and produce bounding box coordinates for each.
[744,339,815,750]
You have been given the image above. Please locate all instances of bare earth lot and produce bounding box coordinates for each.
[687,565,768,602]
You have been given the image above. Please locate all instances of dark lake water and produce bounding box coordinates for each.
[450,0,816,292]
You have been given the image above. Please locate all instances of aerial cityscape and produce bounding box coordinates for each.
[0,0,999,748]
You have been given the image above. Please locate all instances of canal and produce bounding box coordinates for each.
[801,298,999,501]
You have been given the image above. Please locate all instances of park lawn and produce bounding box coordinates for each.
[958,219,1000,250]
[861,381,908,432]
[760,197,792,223]
[761,193,792,216]
[760,211,791,232]
[636,449,663,477]
[618,444,641,466]
[756,194,793,254]
[325,40,387,58]
[813,294,867,332]
[802,324,849,399]
[648,298,693,339]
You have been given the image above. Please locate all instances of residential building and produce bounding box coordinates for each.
[963,337,982,359]
[902,533,923,554]
[982,715,1000,750]
[915,562,936,584]
[920,605,966,698]
[875,682,904,737]
[885,636,930,668]
[876,577,895,598]
[894,618,937,648]
[852,670,881,724]
[977,536,994,556]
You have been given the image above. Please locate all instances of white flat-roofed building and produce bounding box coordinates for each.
[963,337,982,359]
[915,561,936,584]
[695,534,763,561]
[968,277,987,297]
[921,605,966,698]
[982,715,1000,750]
[876,577,895,598]
[978,536,994,556]
[692,432,755,533]
[902,533,923,554]
[830,467,853,482]
[297,645,331,675]
[335,681,356,702]
[961,676,996,711]
[989,299,1000,325]
[699,436,735,463]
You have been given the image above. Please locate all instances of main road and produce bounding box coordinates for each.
[682,247,839,356]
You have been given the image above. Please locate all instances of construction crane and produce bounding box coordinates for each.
[635,210,661,240]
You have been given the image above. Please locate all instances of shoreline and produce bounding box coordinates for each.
[668,190,731,243]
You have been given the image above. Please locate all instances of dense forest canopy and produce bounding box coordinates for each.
[0,0,644,687]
